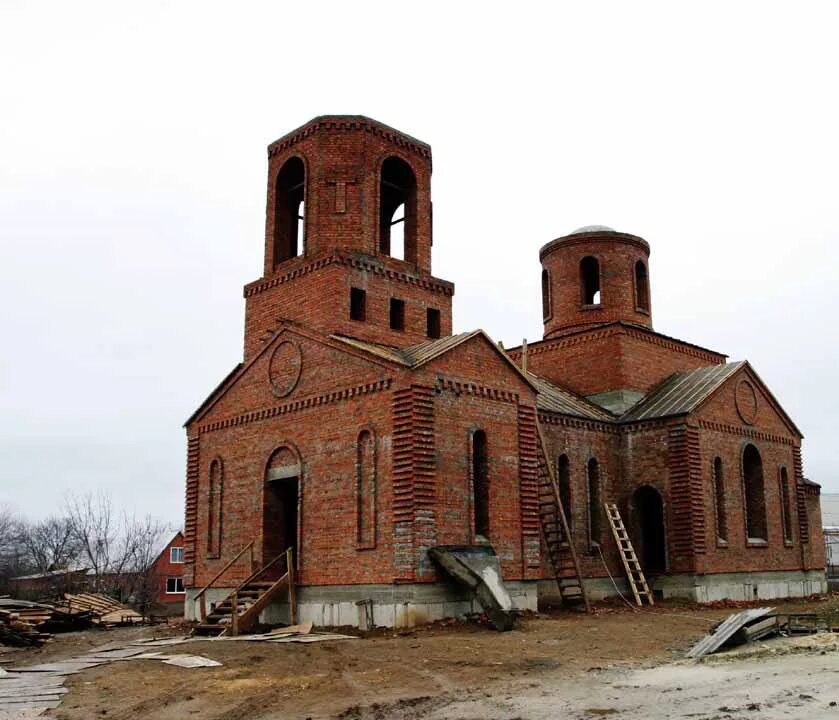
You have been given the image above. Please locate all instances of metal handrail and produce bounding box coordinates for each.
[193,540,254,622]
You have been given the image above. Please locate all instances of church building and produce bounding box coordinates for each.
[183,116,825,628]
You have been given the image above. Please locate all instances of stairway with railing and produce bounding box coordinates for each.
[192,543,296,637]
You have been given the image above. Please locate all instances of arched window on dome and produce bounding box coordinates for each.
[273,157,305,267]
[580,256,601,305]
[379,157,417,264]
[742,444,767,542]
[634,260,650,312]
[542,269,552,321]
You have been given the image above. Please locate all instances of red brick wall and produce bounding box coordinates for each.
[511,325,725,398]
[243,255,453,360]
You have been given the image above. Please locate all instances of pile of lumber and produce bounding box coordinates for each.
[0,599,55,646]
[61,593,143,626]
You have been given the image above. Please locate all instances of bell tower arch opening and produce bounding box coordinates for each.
[379,156,417,264]
[580,256,601,305]
[273,157,306,268]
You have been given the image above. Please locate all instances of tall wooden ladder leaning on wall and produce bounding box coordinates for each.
[535,426,590,612]
[192,545,297,637]
[603,503,654,606]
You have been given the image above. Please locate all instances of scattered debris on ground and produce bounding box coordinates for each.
[0,637,219,716]
[60,593,144,626]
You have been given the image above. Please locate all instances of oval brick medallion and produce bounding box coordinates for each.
[735,379,758,425]
[268,340,302,398]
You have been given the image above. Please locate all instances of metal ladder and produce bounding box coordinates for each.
[535,427,590,611]
[604,503,654,606]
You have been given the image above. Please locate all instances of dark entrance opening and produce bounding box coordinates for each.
[472,430,489,539]
[632,486,666,575]
[263,477,298,575]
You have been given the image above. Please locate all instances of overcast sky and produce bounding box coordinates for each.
[1,1,837,528]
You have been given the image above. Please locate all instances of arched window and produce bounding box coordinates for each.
[356,430,377,548]
[634,260,650,312]
[779,466,793,544]
[542,268,552,321]
[557,454,572,532]
[713,457,727,543]
[207,458,223,557]
[742,444,767,542]
[273,157,305,266]
[587,458,601,546]
[379,157,417,263]
[580,256,601,305]
[472,430,489,538]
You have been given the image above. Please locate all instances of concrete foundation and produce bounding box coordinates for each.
[184,580,538,629]
[540,570,826,605]
[652,569,827,602]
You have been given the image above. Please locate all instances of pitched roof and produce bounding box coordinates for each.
[620,362,745,422]
[331,331,480,367]
[527,372,614,421]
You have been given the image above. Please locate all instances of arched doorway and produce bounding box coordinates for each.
[263,445,301,575]
[631,486,666,575]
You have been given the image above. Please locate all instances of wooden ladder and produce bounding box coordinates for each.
[603,503,654,606]
[536,426,590,612]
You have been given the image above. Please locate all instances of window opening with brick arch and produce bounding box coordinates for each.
[779,466,793,544]
[350,287,366,321]
[273,157,306,267]
[542,268,552,321]
[207,458,223,558]
[379,157,417,263]
[426,308,441,339]
[634,260,650,312]
[356,429,377,548]
[587,458,601,547]
[713,456,728,543]
[472,430,489,539]
[631,485,666,574]
[580,256,601,305]
[264,446,301,571]
[390,297,405,331]
[742,444,768,542]
[557,454,572,531]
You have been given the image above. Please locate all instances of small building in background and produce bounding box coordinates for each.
[148,531,185,615]
[821,492,839,590]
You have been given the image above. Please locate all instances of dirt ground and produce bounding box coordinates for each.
[2,598,837,719]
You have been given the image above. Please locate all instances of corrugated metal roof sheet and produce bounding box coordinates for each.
[621,362,744,422]
[528,372,614,421]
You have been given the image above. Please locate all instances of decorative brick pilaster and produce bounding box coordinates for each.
[668,425,705,571]
[518,404,542,573]
[183,436,200,587]
[391,385,437,581]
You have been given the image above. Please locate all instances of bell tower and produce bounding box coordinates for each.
[540,226,652,340]
[242,116,454,359]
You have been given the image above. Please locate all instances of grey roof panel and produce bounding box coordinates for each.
[528,372,614,421]
[621,362,744,422]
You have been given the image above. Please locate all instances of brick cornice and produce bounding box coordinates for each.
[435,376,520,404]
[511,323,724,364]
[197,378,392,435]
[537,411,616,434]
[696,419,796,446]
[268,116,431,160]
[539,231,650,261]
[244,252,455,299]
